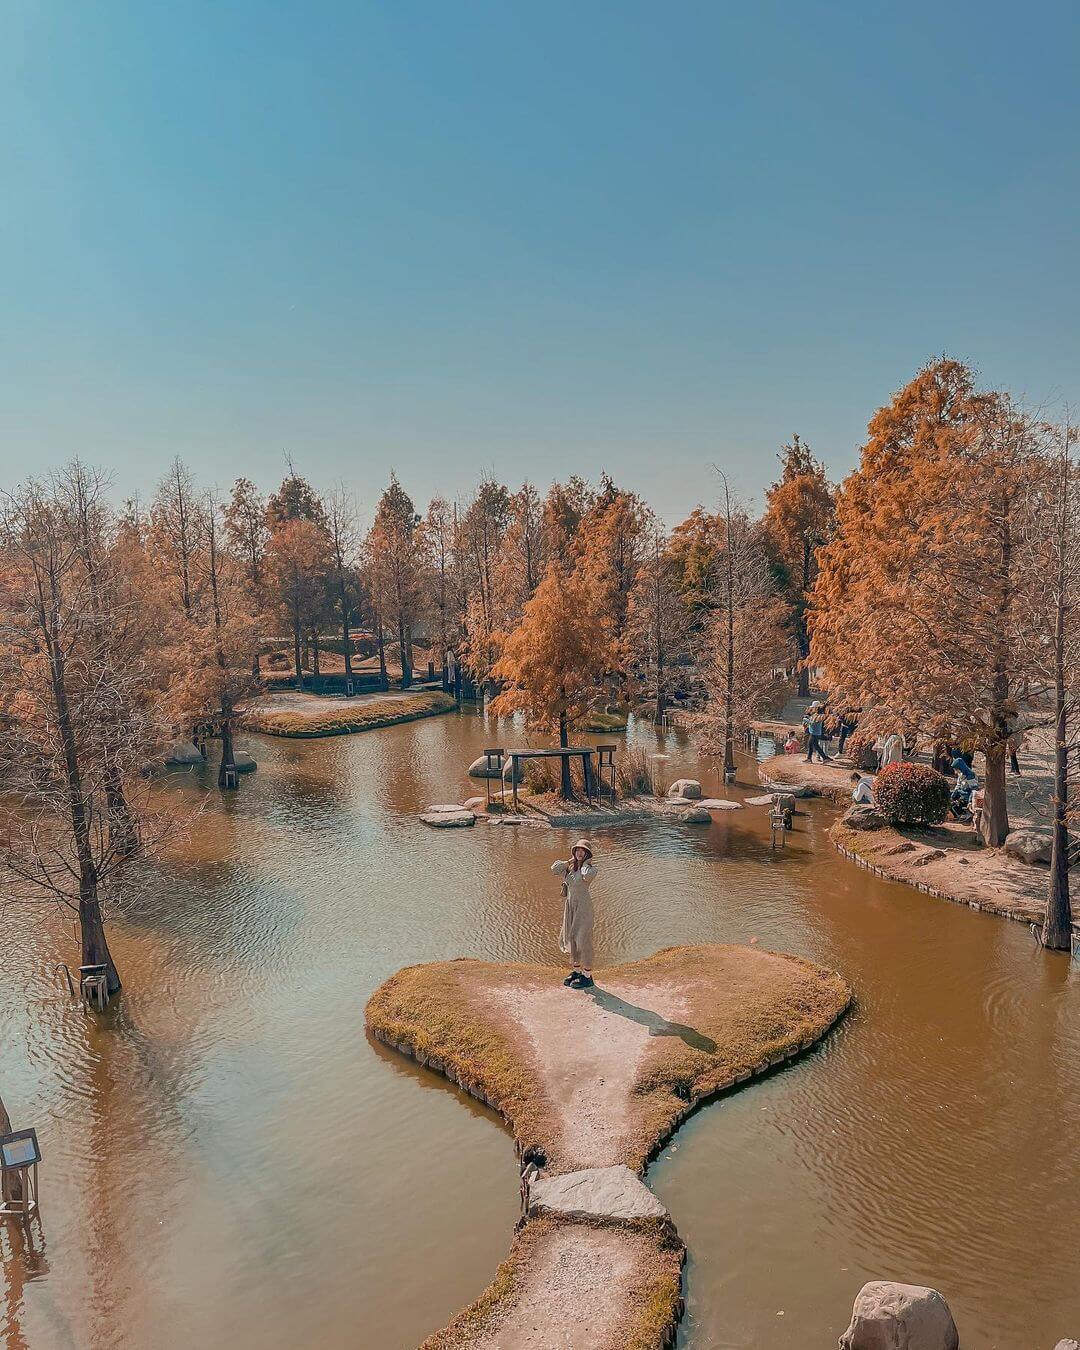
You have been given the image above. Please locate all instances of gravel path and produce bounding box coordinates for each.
[487,981,692,1169]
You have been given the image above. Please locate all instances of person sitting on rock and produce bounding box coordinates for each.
[551,841,597,990]
[850,772,874,805]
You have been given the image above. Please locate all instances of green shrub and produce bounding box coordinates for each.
[874,762,950,825]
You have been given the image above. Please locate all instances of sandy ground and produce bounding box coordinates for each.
[475,1224,649,1350]
[759,752,855,802]
[486,981,691,1169]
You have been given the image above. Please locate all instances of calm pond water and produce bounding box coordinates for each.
[1,708,1078,1349]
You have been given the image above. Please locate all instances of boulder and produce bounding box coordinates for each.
[420,806,476,828]
[745,794,775,806]
[501,759,526,785]
[165,742,205,766]
[467,755,503,779]
[1053,1341,1080,1349]
[839,1281,958,1350]
[462,796,486,811]
[761,776,814,798]
[1003,828,1053,866]
[842,804,885,832]
[699,798,742,811]
[233,750,257,773]
[528,1165,668,1224]
[677,807,712,824]
[667,778,702,799]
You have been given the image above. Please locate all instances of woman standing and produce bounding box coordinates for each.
[551,841,597,990]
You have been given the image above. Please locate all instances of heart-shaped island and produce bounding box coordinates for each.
[367,944,851,1349]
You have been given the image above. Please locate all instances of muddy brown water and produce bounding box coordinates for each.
[1,709,1077,1349]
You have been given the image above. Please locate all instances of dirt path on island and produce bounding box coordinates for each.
[475,1224,645,1350]
[484,980,693,1170]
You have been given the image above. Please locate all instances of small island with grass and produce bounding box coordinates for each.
[367,944,851,1348]
[239,687,456,738]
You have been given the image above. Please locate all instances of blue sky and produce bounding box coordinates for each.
[2,0,1077,523]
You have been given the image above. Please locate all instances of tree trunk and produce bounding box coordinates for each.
[1043,595,1072,948]
[217,712,237,790]
[311,631,321,678]
[398,615,411,688]
[43,580,121,998]
[559,712,574,800]
[654,650,666,724]
[105,765,139,860]
[376,615,389,691]
[340,582,353,679]
[980,742,1010,847]
[292,603,304,690]
[797,534,811,696]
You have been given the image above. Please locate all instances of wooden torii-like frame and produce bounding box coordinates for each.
[506,747,598,810]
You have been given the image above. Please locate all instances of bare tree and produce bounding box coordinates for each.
[326,487,361,681]
[696,476,787,776]
[627,530,691,723]
[0,472,166,1001]
[1024,418,1080,949]
[150,458,204,620]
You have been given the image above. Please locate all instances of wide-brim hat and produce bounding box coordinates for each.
[572,840,595,857]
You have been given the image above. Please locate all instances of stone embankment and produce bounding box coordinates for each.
[366,945,850,1349]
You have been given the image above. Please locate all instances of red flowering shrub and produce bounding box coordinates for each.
[874,762,950,825]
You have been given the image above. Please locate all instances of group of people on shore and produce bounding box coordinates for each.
[781,701,859,763]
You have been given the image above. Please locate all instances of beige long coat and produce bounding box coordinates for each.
[552,859,596,969]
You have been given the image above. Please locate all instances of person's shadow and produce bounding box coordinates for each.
[588,988,718,1053]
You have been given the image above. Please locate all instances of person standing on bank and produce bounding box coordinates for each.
[552,841,596,990]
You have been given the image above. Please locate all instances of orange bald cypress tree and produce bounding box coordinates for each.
[809,359,1045,845]
[490,561,616,799]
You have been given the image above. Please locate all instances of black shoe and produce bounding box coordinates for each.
[573,974,594,989]
[563,972,581,986]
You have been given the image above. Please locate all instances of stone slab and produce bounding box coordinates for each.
[528,1165,669,1224]
[420,808,475,828]
[698,798,742,810]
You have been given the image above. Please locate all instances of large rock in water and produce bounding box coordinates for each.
[842,803,885,831]
[839,1282,959,1350]
[467,755,503,779]
[1003,828,1052,865]
[1054,1340,1080,1349]
[528,1166,668,1224]
[165,742,205,766]
[667,779,702,800]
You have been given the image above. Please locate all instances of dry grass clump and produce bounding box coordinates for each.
[617,945,850,1169]
[240,689,454,738]
[616,745,655,797]
[365,959,556,1159]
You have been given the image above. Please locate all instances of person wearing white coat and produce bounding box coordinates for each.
[551,840,597,990]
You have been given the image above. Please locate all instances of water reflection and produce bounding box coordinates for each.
[0,709,1077,1349]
